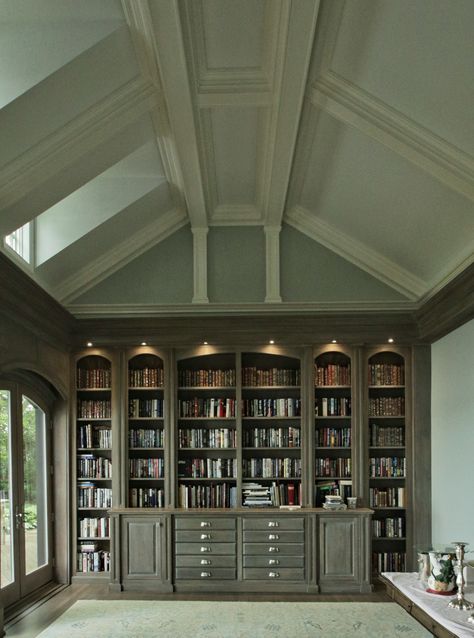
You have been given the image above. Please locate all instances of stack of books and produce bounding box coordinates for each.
[242,482,272,507]
[322,494,347,511]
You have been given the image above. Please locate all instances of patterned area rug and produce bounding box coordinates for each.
[37,600,432,637]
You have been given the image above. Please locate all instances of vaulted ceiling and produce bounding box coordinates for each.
[1,0,473,318]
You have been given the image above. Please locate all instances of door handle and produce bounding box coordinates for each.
[15,506,24,530]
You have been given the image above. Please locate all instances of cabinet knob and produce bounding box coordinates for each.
[268,534,279,540]
[200,521,211,528]
[200,559,211,565]
[268,521,279,528]
[200,533,211,540]
[200,572,211,578]
[268,559,280,565]
[268,547,280,553]
[200,546,211,553]
[269,571,280,578]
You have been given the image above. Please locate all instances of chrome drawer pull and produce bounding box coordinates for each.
[268,547,280,553]
[201,533,211,540]
[269,571,280,578]
[200,559,211,565]
[268,534,279,540]
[200,521,211,528]
[200,572,211,578]
[268,559,280,565]
[268,521,279,528]
[200,546,211,553]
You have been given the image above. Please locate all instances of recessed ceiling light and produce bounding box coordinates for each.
[141,342,147,346]
[203,341,208,345]
[388,338,394,343]
[86,342,93,347]
[269,340,275,345]
[331,339,337,344]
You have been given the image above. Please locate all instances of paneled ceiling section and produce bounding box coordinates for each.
[0,0,472,316]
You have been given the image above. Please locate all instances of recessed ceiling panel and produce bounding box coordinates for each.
[211,107,259,206]
[328,0,474,155]
[299,112,474,282]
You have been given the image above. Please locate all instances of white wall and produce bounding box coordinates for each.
[431,319,474,550]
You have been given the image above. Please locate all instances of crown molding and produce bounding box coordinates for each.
[210,205,263,225]
[55,208,188,304]
[0,76,159,236]
[285,205,426,300]
[311,71,474,202]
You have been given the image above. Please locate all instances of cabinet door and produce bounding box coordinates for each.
[121,516,166,582]
[318,515,363,591]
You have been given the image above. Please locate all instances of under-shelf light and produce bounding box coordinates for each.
[388,338,394,343]
[141,342,147,346]
[269,340,275,345]
[86,342,93,347]
[331,339,337,344]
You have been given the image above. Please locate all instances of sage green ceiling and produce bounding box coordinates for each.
[0,0,472,317]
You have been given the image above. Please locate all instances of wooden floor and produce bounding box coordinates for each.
[5,580,392,638]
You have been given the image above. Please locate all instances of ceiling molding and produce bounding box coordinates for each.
[55,207,188,304]
[209,205,263,226]
[0,76,159,236]
[421,248,474,304]
[285,205,426,300]
[311,72,474,202]
[197,92,273,108]
[135,0,208,228]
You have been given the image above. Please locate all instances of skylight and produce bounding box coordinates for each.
[5,222,31,264]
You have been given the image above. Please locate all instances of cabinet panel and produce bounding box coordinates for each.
[243,568,305,581]
[243,543,304,556]
[175,542,236,555]
[175,516,236,530]
[318,515,359,583]
[243,530,303,543]
[175,529,235,543]
[243,555,304,568]
[242,517,304,531]
[121,517,165,580]
[175,555,236,568]
[175,567,236,580]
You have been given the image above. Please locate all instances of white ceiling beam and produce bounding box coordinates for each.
[135,0,208,229]
[285,205,427,300]
[311,72,474,203]
[54,207,188,304]
[263,0,321,227]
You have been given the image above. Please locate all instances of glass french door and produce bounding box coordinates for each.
[0,385,53,608]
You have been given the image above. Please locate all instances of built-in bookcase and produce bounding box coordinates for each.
[127,352,165,508]
[176,352,238,508]
[367,349,408,574]
[241,351,302,507]
[75,354,113,576]
[313,348,353,506]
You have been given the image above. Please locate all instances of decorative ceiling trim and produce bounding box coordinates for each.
[311,72,474,202]
[210,205,263,226]
[66,298,417,319]
[55,208,188,304]
[421,247,474,304]
[0,76,158,236]
[197,93,273,108]
[130,0,208,228]
[285,205,426,300]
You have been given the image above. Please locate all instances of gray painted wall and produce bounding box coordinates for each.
[431,318,474,550]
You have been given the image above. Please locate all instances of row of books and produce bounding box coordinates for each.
[315,457,351,478]
[242,457,301,479]
[242,398,301,418]
[129,398,164,418]
[177,458,237,479]
[369,457,405,478]
[370,425,404,447]
[372,517,405,538]
[178,368,236,388]
[178,483,237,508]
[315,427,351,447]
[77,548,110,572]
[242,426,300,448]
[129,458,164,479]
[178,427,237,449]
[369,364,404,386]
[369,487,405,508]
[77,400,111,419]
[129,487,164,508]
[129,428,164,448]
[78,424,111,449]
[129,367,163,388]
[315,364,351,387]
[368,397,404,417]
[373,551,406,572]
[77,368,111,389]
[178,398,236,418]
[77,485,112,509]
[315,397,351,417]
[242,482,302,507]
[78,516,110,538]
[77,455,112,479]
[242,367,300,387]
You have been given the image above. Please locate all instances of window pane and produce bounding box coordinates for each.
[22,396,48,574]
[0,390,13,588]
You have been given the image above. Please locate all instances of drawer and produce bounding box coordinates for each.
[242,517,304,531]
[175,555,236,568]
[175,567,236,580]
[243,567,305,581]
[243,555,304,568]
[175,517,236,530]
[175,529,236,543]
[243,543,304,556]
[243,530,304,543]
[175,542,236,555]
